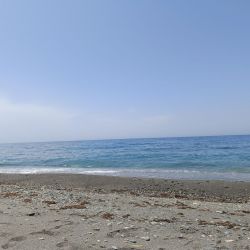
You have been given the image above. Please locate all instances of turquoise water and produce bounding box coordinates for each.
[0,135,250,181]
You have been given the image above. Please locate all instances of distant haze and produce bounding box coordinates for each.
[0,1,250,143]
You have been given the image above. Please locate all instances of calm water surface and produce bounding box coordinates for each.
[0,135,250,181]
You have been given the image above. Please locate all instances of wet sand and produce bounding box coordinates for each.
[1,174,250,202]
[0,174,250,249]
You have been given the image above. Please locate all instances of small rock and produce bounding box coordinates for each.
[225,239,234,243]
[27,212,36,216]
[150,221,158,225]
[140,236,150,241]
[130,244,144,249]
[216,210,225,214]
[129,239,137,243]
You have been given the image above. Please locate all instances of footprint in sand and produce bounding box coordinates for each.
[56,240,68,248]
[56,241,82,250]
[0,233,10,238]
[2,236,26,249]
[30,229,55,236]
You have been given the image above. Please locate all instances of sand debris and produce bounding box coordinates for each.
[102,212,114,220]
[2,192,20,198]
[43,200,57,205]
[197,219,239,229]
[60,201,88,209]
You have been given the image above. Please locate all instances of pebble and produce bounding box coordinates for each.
[27,212,36,216]
[111,246,118,250]
[140,236,150,241]
[131,244,144,249]
[216,210,225,214]
[225,239,234,243]
[129,239,137,243]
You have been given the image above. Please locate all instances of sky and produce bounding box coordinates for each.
[0,0,250,143]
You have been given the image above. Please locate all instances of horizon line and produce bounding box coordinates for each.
[0,133,249,145]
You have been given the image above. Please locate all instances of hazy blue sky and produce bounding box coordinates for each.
[0,0,250,142]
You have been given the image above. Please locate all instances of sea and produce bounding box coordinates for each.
[0,135,250,181]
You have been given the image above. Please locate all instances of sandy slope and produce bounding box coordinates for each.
[0,174,250,250]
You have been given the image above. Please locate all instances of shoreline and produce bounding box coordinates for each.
[1,167,250,182]
[1,173,250,202]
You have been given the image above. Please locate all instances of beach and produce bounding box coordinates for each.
[0,174,250,250]
[2,0,250,249]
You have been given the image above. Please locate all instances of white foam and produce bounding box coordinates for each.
[0,167,118,175]
[0,167,250,181]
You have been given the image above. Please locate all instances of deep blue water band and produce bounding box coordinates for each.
[0,135,250,180]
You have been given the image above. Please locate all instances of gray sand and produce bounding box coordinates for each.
[0,174,250,249]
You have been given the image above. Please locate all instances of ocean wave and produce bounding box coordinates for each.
[0,167,250,181]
